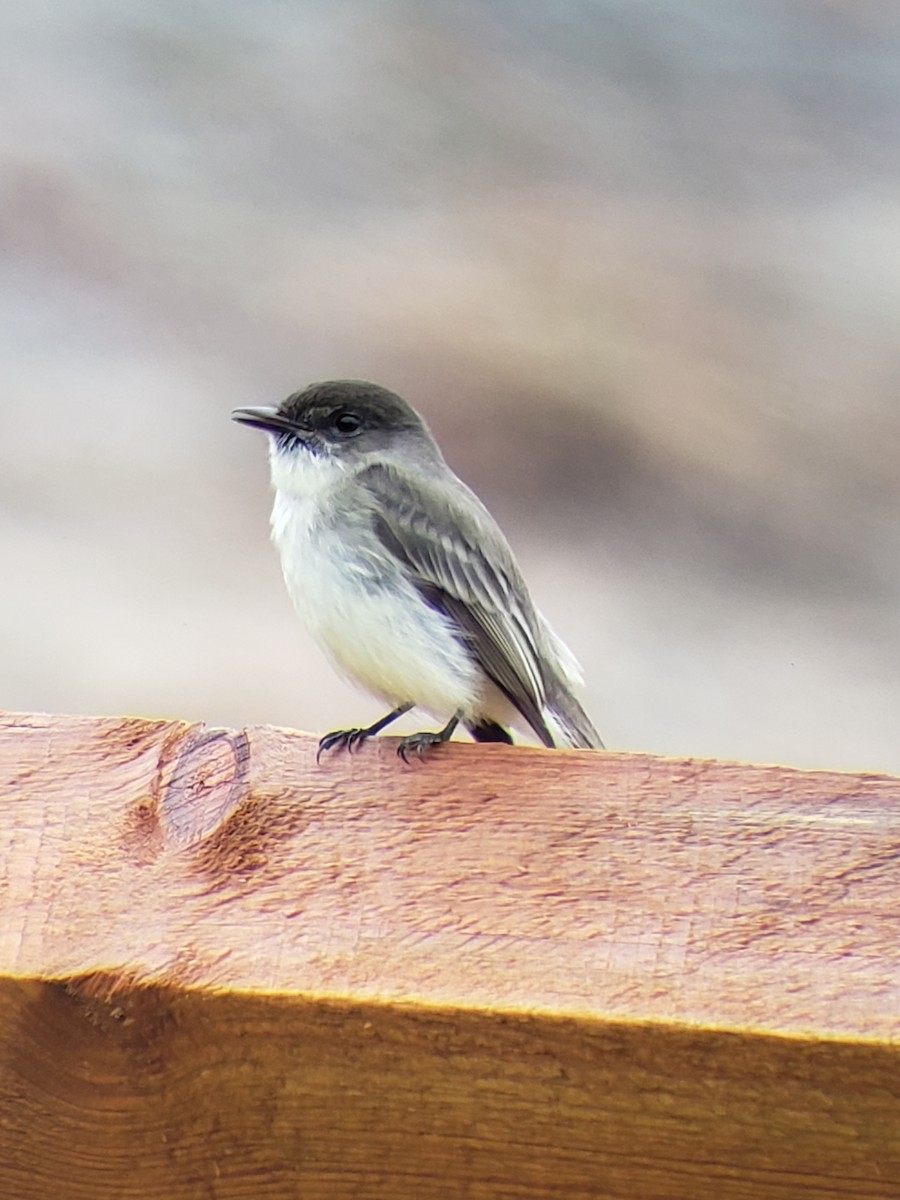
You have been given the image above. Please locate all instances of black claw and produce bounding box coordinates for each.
[397,713,461,765]
[317,727,366,763]
[347,729,367,753]
[317,705,414,765]
[397,732,443,764]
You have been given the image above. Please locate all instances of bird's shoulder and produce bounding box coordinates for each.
[351,461,526,604]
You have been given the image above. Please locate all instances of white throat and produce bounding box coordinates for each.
[267,440,346,500]
[267,441,347,553]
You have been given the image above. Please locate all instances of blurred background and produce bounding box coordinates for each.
[2,0,898,774]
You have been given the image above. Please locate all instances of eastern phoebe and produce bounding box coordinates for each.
[233,380,603,761]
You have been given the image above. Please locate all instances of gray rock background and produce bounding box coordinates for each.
[2,0,898,773]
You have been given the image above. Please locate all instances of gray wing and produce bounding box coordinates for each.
[356,463,555,746]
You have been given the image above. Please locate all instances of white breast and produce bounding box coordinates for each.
[269,483,481,719]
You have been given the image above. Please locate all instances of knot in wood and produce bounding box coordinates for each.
[159,726,250,848]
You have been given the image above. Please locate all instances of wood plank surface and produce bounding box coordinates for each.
[0,709,898,1198]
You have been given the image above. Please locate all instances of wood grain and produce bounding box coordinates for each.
[1,710,898,1198]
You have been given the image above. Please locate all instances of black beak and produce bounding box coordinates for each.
[232,406,297,435]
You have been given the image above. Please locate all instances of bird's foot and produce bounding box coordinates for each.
[316,727,370,763]
[397,712,461,764]
[316,704,416,764]
[397,731,446,763]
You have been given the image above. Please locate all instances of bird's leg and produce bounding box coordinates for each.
[465,719,514,744]
[317,703,413,763]
[397,711,462,764]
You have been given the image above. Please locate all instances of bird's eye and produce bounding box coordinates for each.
[332,410,362,435]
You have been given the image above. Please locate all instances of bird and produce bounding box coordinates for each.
[233,380,603,762]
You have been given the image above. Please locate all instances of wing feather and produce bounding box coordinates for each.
[359,463,554,745]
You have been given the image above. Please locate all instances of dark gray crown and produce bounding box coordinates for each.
[278,380,425,435]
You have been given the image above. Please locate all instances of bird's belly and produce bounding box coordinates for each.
[275,512,479,716]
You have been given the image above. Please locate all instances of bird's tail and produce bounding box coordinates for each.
[537,614,604,749]
[543,684,604,750]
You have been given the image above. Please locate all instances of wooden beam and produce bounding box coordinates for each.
[1,710,898,1198]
